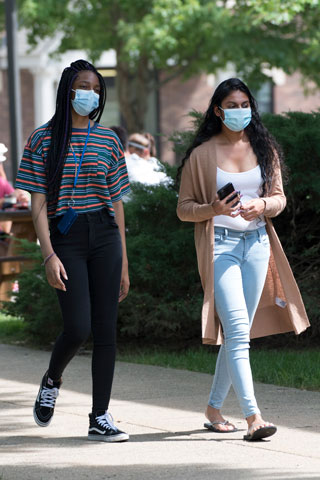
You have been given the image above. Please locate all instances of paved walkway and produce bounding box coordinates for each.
[0,343,320,480]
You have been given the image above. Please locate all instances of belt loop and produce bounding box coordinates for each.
[258,228,262,243]
[223,228,228,240]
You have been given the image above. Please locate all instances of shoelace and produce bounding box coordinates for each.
[40,386,59,408]
[96,412,117,431]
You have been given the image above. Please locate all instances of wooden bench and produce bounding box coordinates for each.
[0,210,36,302]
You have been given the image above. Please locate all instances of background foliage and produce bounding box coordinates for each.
[261,111,320,344]
[117,182,203,345]
[1,1,320,131]
[4,111,320,346]
[3,239,61,341]
[171,109,320,346]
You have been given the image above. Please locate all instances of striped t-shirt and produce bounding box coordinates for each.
[16,122,130,218]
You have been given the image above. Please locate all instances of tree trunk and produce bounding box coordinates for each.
[116,55,153,133]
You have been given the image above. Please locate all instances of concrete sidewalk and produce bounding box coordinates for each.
[0,343,319,480]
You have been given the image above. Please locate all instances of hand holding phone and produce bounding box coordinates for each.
[217,182,240,207]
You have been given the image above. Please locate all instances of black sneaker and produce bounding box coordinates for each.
[33,371,61,427]
[88,411,129,442]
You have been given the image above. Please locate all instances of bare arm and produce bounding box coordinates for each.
[0,164,7,180]
[113,199,130,302]
[31,192,67,291]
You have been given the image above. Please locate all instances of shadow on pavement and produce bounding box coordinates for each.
[0,464,319,480]
[1,344,319,434]
[1,428,252,452]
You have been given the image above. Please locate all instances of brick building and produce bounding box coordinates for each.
[1,31,320,181]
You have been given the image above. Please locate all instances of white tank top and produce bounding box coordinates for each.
[215,165,266,231]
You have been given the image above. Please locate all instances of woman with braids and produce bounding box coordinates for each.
[16,59,130,442]
[177,78,309,441]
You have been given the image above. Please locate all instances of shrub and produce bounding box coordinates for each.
[118,181,203,343]
[262,112,320,345]
[3,239,62,342]
[172,110,320,345]
[4,182,204,345]
[5,111,320,346]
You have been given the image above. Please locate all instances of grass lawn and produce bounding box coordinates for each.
[1,313,319,391]
[0,313,28,345]
[118,346,320,392]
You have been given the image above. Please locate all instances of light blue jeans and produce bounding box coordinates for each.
[208,226,270,418]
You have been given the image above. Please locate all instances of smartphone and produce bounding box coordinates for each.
[217,182,240,206]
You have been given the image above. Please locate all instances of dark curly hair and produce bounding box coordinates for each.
[176,78,286,195]
[45,59,106,208]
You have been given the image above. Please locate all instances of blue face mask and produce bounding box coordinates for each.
[219,107,252,132]
[71,89,99,116]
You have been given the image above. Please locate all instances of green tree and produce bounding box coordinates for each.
[2,0,320,131]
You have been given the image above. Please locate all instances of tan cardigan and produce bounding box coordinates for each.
[177,137,310,345]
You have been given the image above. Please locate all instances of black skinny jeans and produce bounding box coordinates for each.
[47,208,122,413]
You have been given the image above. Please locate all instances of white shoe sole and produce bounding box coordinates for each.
[33,406,52,427]
[88,433,129,442]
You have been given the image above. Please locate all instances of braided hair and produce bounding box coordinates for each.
[45,59,106,208]
[176,78,286,195]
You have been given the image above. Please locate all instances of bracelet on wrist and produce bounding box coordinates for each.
[42,252,56,266]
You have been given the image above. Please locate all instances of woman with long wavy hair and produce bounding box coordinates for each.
[16,59,130,442]
[177,78,309,441]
